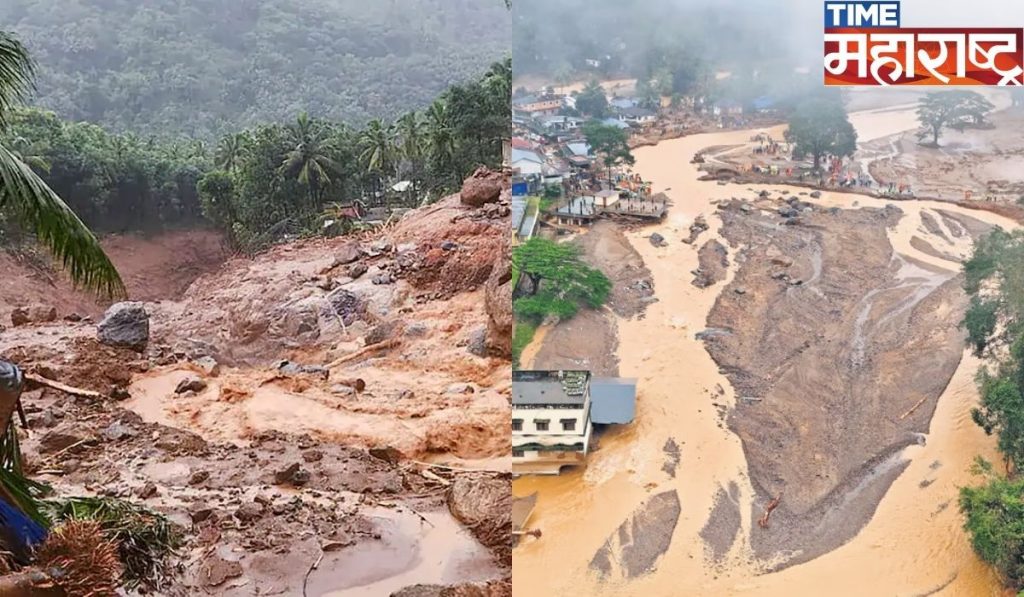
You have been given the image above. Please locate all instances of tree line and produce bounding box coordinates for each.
[1,58,510,252]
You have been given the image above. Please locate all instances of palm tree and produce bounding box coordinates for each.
[279,112,339,210]
[395,111,425,165]
[358,118,395,202]
[215,132,248,173]
[425,99,455,188]
[0,32,124,527]
[0,32,123,297]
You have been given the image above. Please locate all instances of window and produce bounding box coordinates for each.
[512,450,524,458]
[512,419,523,431]
[535,419,549,431]
[561,418,577,432]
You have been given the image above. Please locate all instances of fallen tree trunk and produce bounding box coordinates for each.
[22,374,101,400]
[327,339,400,368]
[0,568,67,596]
[758,494,782,529]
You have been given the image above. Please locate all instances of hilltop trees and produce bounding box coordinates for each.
[784,95,857,171]
[916,91,994,147]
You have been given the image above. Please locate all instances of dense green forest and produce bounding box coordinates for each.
[0,0,508,138]
[0,57,510,250]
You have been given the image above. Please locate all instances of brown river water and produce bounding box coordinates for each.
[512,96,1016,596]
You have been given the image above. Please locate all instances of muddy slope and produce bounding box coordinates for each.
[704,199,970,566]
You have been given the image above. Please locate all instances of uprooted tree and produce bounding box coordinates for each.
[783,95,857,171]
[916,90,994,147]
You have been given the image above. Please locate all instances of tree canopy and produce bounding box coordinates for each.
[0,0,508,138]
[575,82,609,118]
[511,237,611,323]
[916,91,994,147]
[583,120,635,184]
[958,229,1024,590]
[784,95,857,170]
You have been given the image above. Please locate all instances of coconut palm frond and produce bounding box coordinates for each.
[0,32,35,130]
[0,144,125,297]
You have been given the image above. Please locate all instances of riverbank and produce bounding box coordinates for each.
[513,95,1017,596]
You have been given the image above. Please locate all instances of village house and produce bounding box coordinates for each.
[512,94,563,117]
[616,106,657,126]
[538,114,584,132]
[513,370,636,475]
[511,147,545,177]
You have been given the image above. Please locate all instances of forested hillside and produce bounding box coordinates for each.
[1,0,508,137]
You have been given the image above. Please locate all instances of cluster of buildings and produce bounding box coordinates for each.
[510,88,668,240]
[512,370,636,475]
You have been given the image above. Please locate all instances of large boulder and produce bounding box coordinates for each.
[97,302,149,351]
[460,167,504,207]
[484,239,512,357]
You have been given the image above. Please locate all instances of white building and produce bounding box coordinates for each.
[512,370,593,475]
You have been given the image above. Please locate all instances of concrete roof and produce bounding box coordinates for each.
[590,378,637,424]
[512,148,544,164]
[513,370,590,406]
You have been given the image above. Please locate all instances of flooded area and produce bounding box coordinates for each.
[513,97,1017,596]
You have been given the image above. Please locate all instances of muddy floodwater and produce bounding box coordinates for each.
[513,96,1016,596]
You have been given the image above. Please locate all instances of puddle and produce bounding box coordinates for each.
[307,507,502,596]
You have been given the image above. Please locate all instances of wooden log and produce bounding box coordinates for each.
[23,374,102,400]
[758,494,782,529]
[0,568,67,596]
[899,395,931,420]
[327,339,400,368]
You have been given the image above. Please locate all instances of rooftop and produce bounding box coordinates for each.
[590,378,637,424]
[513,370,591,406]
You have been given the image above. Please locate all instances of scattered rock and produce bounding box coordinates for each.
[467,326,489,358]
[368,446,403,466]
[446,383,475,395]
[333,243,362,266]
[38,427,93,454]
[330,384,356,397]
[97,302,150,351]
[189,470,211,486]
[460,166,504,207]
[346,262,368,279]
[277,361,329,380]
[649,233,666,247]
[734,287,747,295]
[194,356,221,377]
[404,322,428,337]
[809,190,822,198]
[189,503,215,524]
[175,376,207,394]
[372,273,395,285]
[101,421,135,441]
[274,463,310,486]
[198,554,243,588]
[365,321,400,345]
[136,482,159,499]
[234,501,265,523]
[10,308,30,327]
[109,386,131,401]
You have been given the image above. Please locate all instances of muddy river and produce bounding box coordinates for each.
[512,96,1016,596]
